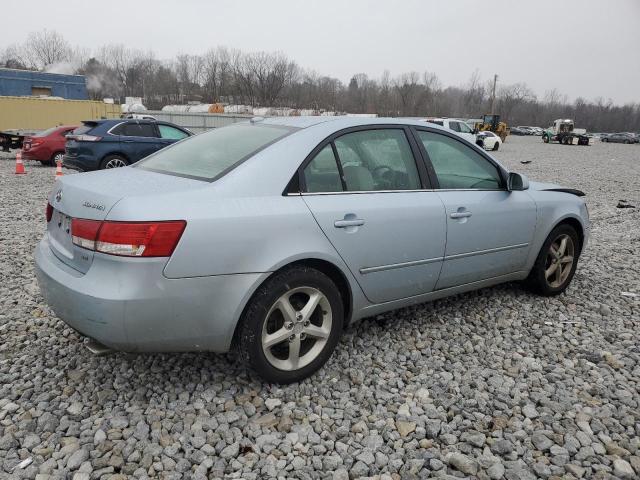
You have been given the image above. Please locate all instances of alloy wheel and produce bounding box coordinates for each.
[544,234,575,288]
[105,158,127,168]
[261,286,332,371]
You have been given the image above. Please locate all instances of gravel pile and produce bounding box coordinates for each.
[0,137,638,479]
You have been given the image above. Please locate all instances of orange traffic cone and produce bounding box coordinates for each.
[55,159,63,179]
[15,151,26,174]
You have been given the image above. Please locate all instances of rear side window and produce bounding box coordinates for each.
[158,125,189,140]
[417,131,502,190]
[448,122,460,132]
[427,120,443,126]
[113,123,157,137]
[137,123,292,181]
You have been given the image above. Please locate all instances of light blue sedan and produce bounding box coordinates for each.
[35,117,589,383]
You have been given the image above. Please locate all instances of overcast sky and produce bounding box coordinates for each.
[3,0,639,104]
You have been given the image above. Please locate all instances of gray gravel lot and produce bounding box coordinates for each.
[0,136,638,480]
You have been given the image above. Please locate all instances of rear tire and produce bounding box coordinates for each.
[542,135,549,143]
[525,224,580,296]
[51,151,64,167]
[100,154,129,169]
[238,266,344,384]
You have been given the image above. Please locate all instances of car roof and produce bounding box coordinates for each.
[259,116,455,132]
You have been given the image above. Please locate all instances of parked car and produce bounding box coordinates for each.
[422,117,476,143]
[476,130,502,151]
[21,125,78,166]
[510,127,529,136]
[64,119,192,171]
[601,132,639,144]
[36,117,589,383]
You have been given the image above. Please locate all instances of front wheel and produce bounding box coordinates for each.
[492,142,499,151]
[542,135,549,143]
[238,266,344,383]
[525,224,580,296]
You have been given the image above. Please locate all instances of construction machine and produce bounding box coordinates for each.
[475,114,510,142]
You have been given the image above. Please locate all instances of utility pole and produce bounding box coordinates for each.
[490,74,498,114]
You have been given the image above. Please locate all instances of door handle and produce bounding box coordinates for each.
[450,211,472,219]
[334,219,365,228]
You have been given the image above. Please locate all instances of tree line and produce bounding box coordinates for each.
[2,30,638,132]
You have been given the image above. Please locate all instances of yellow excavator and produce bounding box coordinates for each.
[475,114,510,142]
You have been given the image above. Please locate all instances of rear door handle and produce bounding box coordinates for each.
[334,219,365,228]
[450,211,472,219]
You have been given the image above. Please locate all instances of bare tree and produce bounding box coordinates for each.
[497,82,536,123]
[23,30,72,69]
[393,72,421,116]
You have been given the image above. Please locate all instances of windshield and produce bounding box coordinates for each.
[137,123,293,181]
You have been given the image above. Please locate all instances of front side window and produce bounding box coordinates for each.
[417,131,503,190]
[303,145,343,193]
[138,123,292,181]
[333,129,421,191]
[457,122,472,134]
[159,125,189,140]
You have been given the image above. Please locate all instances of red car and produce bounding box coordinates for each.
[22,125,78,166]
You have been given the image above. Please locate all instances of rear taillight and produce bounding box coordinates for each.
[31,140,44,146]
[71,219,186,257]
[67,134,102,142]
[71,219,102,250]
[46,203,53,222]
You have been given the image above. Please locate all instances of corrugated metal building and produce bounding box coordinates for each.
[0,68,88,99]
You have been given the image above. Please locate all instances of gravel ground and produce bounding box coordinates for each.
[0,136,638,480]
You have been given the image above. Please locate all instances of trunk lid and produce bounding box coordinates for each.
[47,167,205,273]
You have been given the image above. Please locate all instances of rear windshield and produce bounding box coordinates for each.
[137,123,293,181]
[34,127,60,137]
[72,123,98,135]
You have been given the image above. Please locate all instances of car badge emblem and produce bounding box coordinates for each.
[55,189,63,202]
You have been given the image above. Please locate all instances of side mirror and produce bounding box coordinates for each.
[472,128,478,134]
[508,172,529,191]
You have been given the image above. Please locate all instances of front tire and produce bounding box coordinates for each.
[542,135,549,143]
[100,154,129,169]
[492,142,499,151]
[238,266,344,384]
[525,224,580,296]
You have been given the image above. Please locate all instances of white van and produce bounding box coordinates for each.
[422,118,477,144]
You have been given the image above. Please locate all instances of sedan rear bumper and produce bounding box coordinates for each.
[35,234,267,353]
